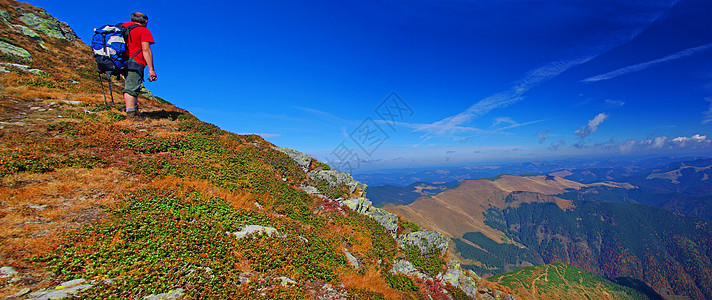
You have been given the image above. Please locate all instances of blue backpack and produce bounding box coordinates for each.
[92,23,141,105]
[91,23,141,75]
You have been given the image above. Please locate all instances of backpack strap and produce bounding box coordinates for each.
[117,23,144,61]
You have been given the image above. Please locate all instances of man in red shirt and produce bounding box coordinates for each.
[122,12,157,119]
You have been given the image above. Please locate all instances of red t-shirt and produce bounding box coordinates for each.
[122,22,154,66]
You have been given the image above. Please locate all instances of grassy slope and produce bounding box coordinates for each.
[488,262,654,300]
[0,1,509,298]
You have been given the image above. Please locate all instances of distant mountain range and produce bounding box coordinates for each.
[367,181,459,206]
[356,156,705,187]
[383,172,712,299]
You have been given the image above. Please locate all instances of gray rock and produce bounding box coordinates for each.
[19,13,77,41]
[143,288,185,300]
[0,41,32,60]
[390,259,426,279]
[275,147,312,172]
[398,228,449,255]
[12,24,42,41]
[29,68,45,75]
[340,197,371,214]
[12,287,31,297]
[365,207,398,238]
[299,185,320,195]
[275,276,296,286]
[0,66,7,73]
[0,62,30,70]
[0,9,9,21]
[309,169,366,195]
[0,266,18,278]
[228,225,281,240]
[343,248,359,268]
[436,260,491,300]
[340,197,398,238]
[27,278,94,300]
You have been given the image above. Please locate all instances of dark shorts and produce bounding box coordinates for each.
[123,59,145,97]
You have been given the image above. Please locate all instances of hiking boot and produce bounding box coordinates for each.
[126,110,144,121]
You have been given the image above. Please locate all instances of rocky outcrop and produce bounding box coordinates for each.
[228,225,282,240]
[437,261,480,299]
[391,259,426,279]
[18,12,77,41]
[398,228,449,255]
[25,278,97,300]
[275,146,312,172]
[0,40,31,60]
[309,169,366,195]
[340,197,398,238]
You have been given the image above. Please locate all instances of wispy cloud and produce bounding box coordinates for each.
[535,128,551,144]
[605,99,625,108]
[582,42,712,82]
[703,97,712,124]
[292,106,352,124]
[493,118,551,132]
[575,113,609,139]
[402,1,679,140]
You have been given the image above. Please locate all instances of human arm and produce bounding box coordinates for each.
[142,41,157,81]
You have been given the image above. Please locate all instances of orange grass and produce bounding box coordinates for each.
[0,167,138,296]
[339,267,404,300]
[148,175,256,211]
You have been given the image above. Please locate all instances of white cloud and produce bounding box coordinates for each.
[582,43,712,82]
[575,113,609,138]
[618,140,637,154]
[649,136,669,149]
[672,134,709,146]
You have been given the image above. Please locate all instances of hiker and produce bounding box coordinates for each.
[122,12,156,119]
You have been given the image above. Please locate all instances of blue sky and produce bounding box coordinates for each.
[31,0,712,172]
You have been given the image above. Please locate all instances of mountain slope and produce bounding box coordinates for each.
[488,263,661,300]
[385,175,712,299]
[0,1,515,299]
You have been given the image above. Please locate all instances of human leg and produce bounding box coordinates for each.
[123,70,143,118]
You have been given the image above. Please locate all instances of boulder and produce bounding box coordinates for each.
[275,147,312,172]
[390,259,426,279]
[340,197,371,214]
[343,248,359,268]
[0,41,32,60]
[26,278,93,300]
[437,261,479,299]
[19,12,77,41]
[398,228,449,255]
[0,266,18,278]
[228,225,282,240]
[365,206,398,238]
[12,24,42,41]
[143,288,185,300]
[309,169,366,195]
[340,197,398,237]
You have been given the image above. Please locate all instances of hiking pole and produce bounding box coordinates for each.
[98,72,108,105]
[105,71,115,105]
